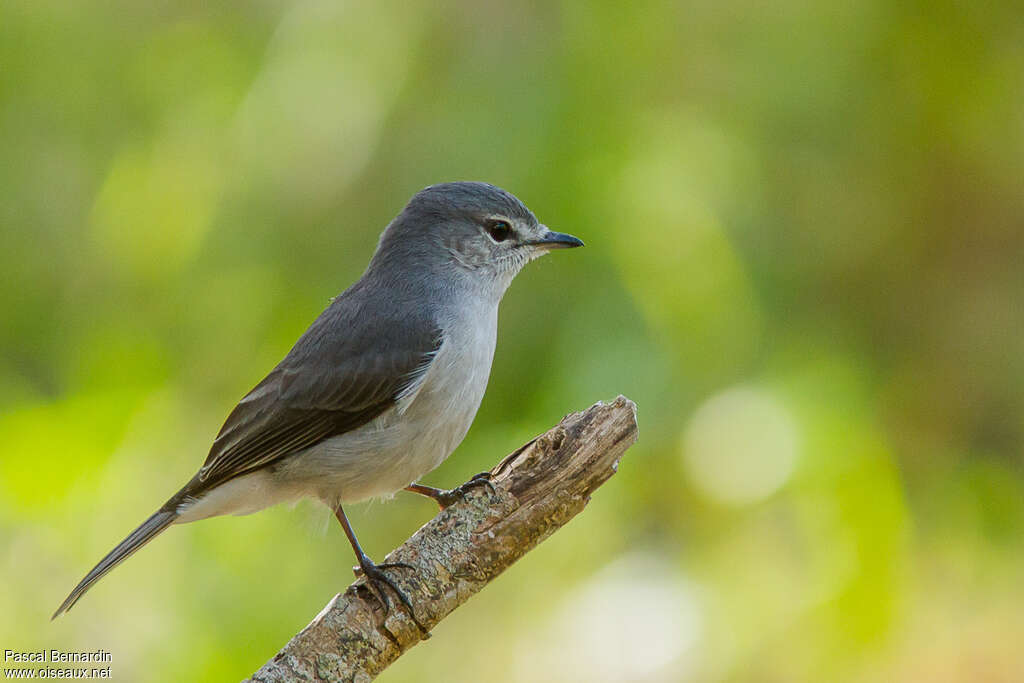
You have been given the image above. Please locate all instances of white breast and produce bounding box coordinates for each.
[177,300,500,523]
[271,300,499,506]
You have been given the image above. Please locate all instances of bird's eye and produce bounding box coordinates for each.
[486,220,512,242]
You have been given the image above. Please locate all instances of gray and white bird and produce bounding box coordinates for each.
[53,181,582,626]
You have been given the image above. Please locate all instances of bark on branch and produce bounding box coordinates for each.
[246,395,638,683]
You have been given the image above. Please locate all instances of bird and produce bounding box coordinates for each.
[53,181,583,629]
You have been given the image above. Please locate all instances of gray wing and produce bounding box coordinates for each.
[189,291,441,496]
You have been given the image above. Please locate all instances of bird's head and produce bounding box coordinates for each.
[371,182,582,298]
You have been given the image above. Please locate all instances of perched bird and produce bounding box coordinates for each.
[53,181,582,629]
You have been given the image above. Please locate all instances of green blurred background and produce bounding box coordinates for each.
[2,0,1022,680]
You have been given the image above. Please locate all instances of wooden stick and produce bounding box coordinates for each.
[246,396,638,683]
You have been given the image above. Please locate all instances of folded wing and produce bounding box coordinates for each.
[192,293,442,496]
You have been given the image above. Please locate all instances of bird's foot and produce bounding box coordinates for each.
[432,471,496,510]
[353,555,431,639]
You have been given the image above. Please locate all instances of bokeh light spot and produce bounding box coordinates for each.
[518,553,701,682]
[682,386,799,505]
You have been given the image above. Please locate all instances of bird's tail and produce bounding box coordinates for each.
[52,507,179,619]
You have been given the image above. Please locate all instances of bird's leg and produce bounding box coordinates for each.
[333,504,430,638]
[403,471,495,510]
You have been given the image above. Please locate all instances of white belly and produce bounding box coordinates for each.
[178,306,498,522]
[290,313,496,504]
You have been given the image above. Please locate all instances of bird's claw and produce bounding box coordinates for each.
[354,555,431,639]
[434,471,496,509]
[353,560,416,576]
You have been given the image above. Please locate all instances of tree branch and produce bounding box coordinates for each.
[246,395,638,683]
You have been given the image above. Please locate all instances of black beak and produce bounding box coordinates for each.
[529,229,584,249]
